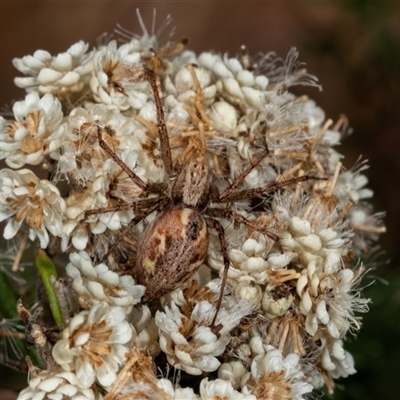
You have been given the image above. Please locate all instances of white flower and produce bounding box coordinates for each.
[61,163,137,253]
[261,285,293,318]
[308,337,356,393]
[13,40,93,96]
[90,40,148,110]
[218,361,247,390]
[157,378,200,400]
[320,338,356,379]
[200,378,256,400]
[61,186,98,252]
[58,105,147,252]
[52,303,133,388]
[209,101,238,136]
[169,64,216,105]
[348,204,386,255]
[18,369,102,400]
[297,263,369,339]
[0,168,66,248]
[66,251,145,313]
[208,216,278,286]
[0,92,64,168]
[198,52,267,109]
[278,212,350,272]
[156,300,229,375]
[232,280,263,312]
[335,162,373,204]
[156,283,252,376]
[129,305,160,356]
[58,103,142,184]
[241,346,313,400]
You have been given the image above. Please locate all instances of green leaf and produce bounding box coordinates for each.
[35,250,63,326]
[0,270,19,319]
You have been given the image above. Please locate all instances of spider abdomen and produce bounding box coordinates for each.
[137,207,209,301]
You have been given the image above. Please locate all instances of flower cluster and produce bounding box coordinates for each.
[0,10,385,400]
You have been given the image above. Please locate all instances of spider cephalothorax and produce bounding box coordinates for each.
[85,66,319,324]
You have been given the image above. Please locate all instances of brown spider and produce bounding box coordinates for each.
[85,67,318,325]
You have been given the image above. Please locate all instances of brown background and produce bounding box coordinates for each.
[0,2,399,399]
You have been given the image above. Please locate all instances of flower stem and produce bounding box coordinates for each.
[35,250,63,325]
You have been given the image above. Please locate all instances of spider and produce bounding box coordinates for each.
[85,66,318,325]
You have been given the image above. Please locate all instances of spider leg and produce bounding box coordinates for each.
[206,218,230,327]
[219,147,269,201]
[0,353,28,372]
[85,198,161,217]
[146,69,174,178]
[219,175,325,204]
[95,124,152,193]
[208,208,279,242]
[101,200,163,262]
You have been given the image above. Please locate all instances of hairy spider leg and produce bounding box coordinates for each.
[219,174,326,204]
[101,200,166,262]
[218,147,270,201]
[95,123,151,192]
[146,69,174,177]
[85,198,161,217]
[207,208,279,242]
[205,218,231,327]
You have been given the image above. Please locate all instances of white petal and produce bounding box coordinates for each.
[305,313,318,336]
[37,377,63,391]
[316,300,329,325]
[236,70,254,86]
[0,209,16,222]
[76,358,96,388]
[300,290,312,314]
[296,234,322,252]
[223,78,242,98]
[55,383,78,396]
[327,320,340,339]
[52,340,73,365]
[58,71,80,86]
[290,217,311,236]
[255,75,269,89]
[242,87,263,108]
[3,218,22,239]
[53,53,73,71]
[332,340,345,360]
[213,61,233,78]
[109,321,133,344]
[37,68,63,84]
[321,347,336,371]
[87,281,107,300]
[296,275,308,297]
[71,227,89,250]
[96,361,117,388]
[194,355,220,373]
[74,332,90,346]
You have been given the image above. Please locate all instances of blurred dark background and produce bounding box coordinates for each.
[0,2,399,399]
